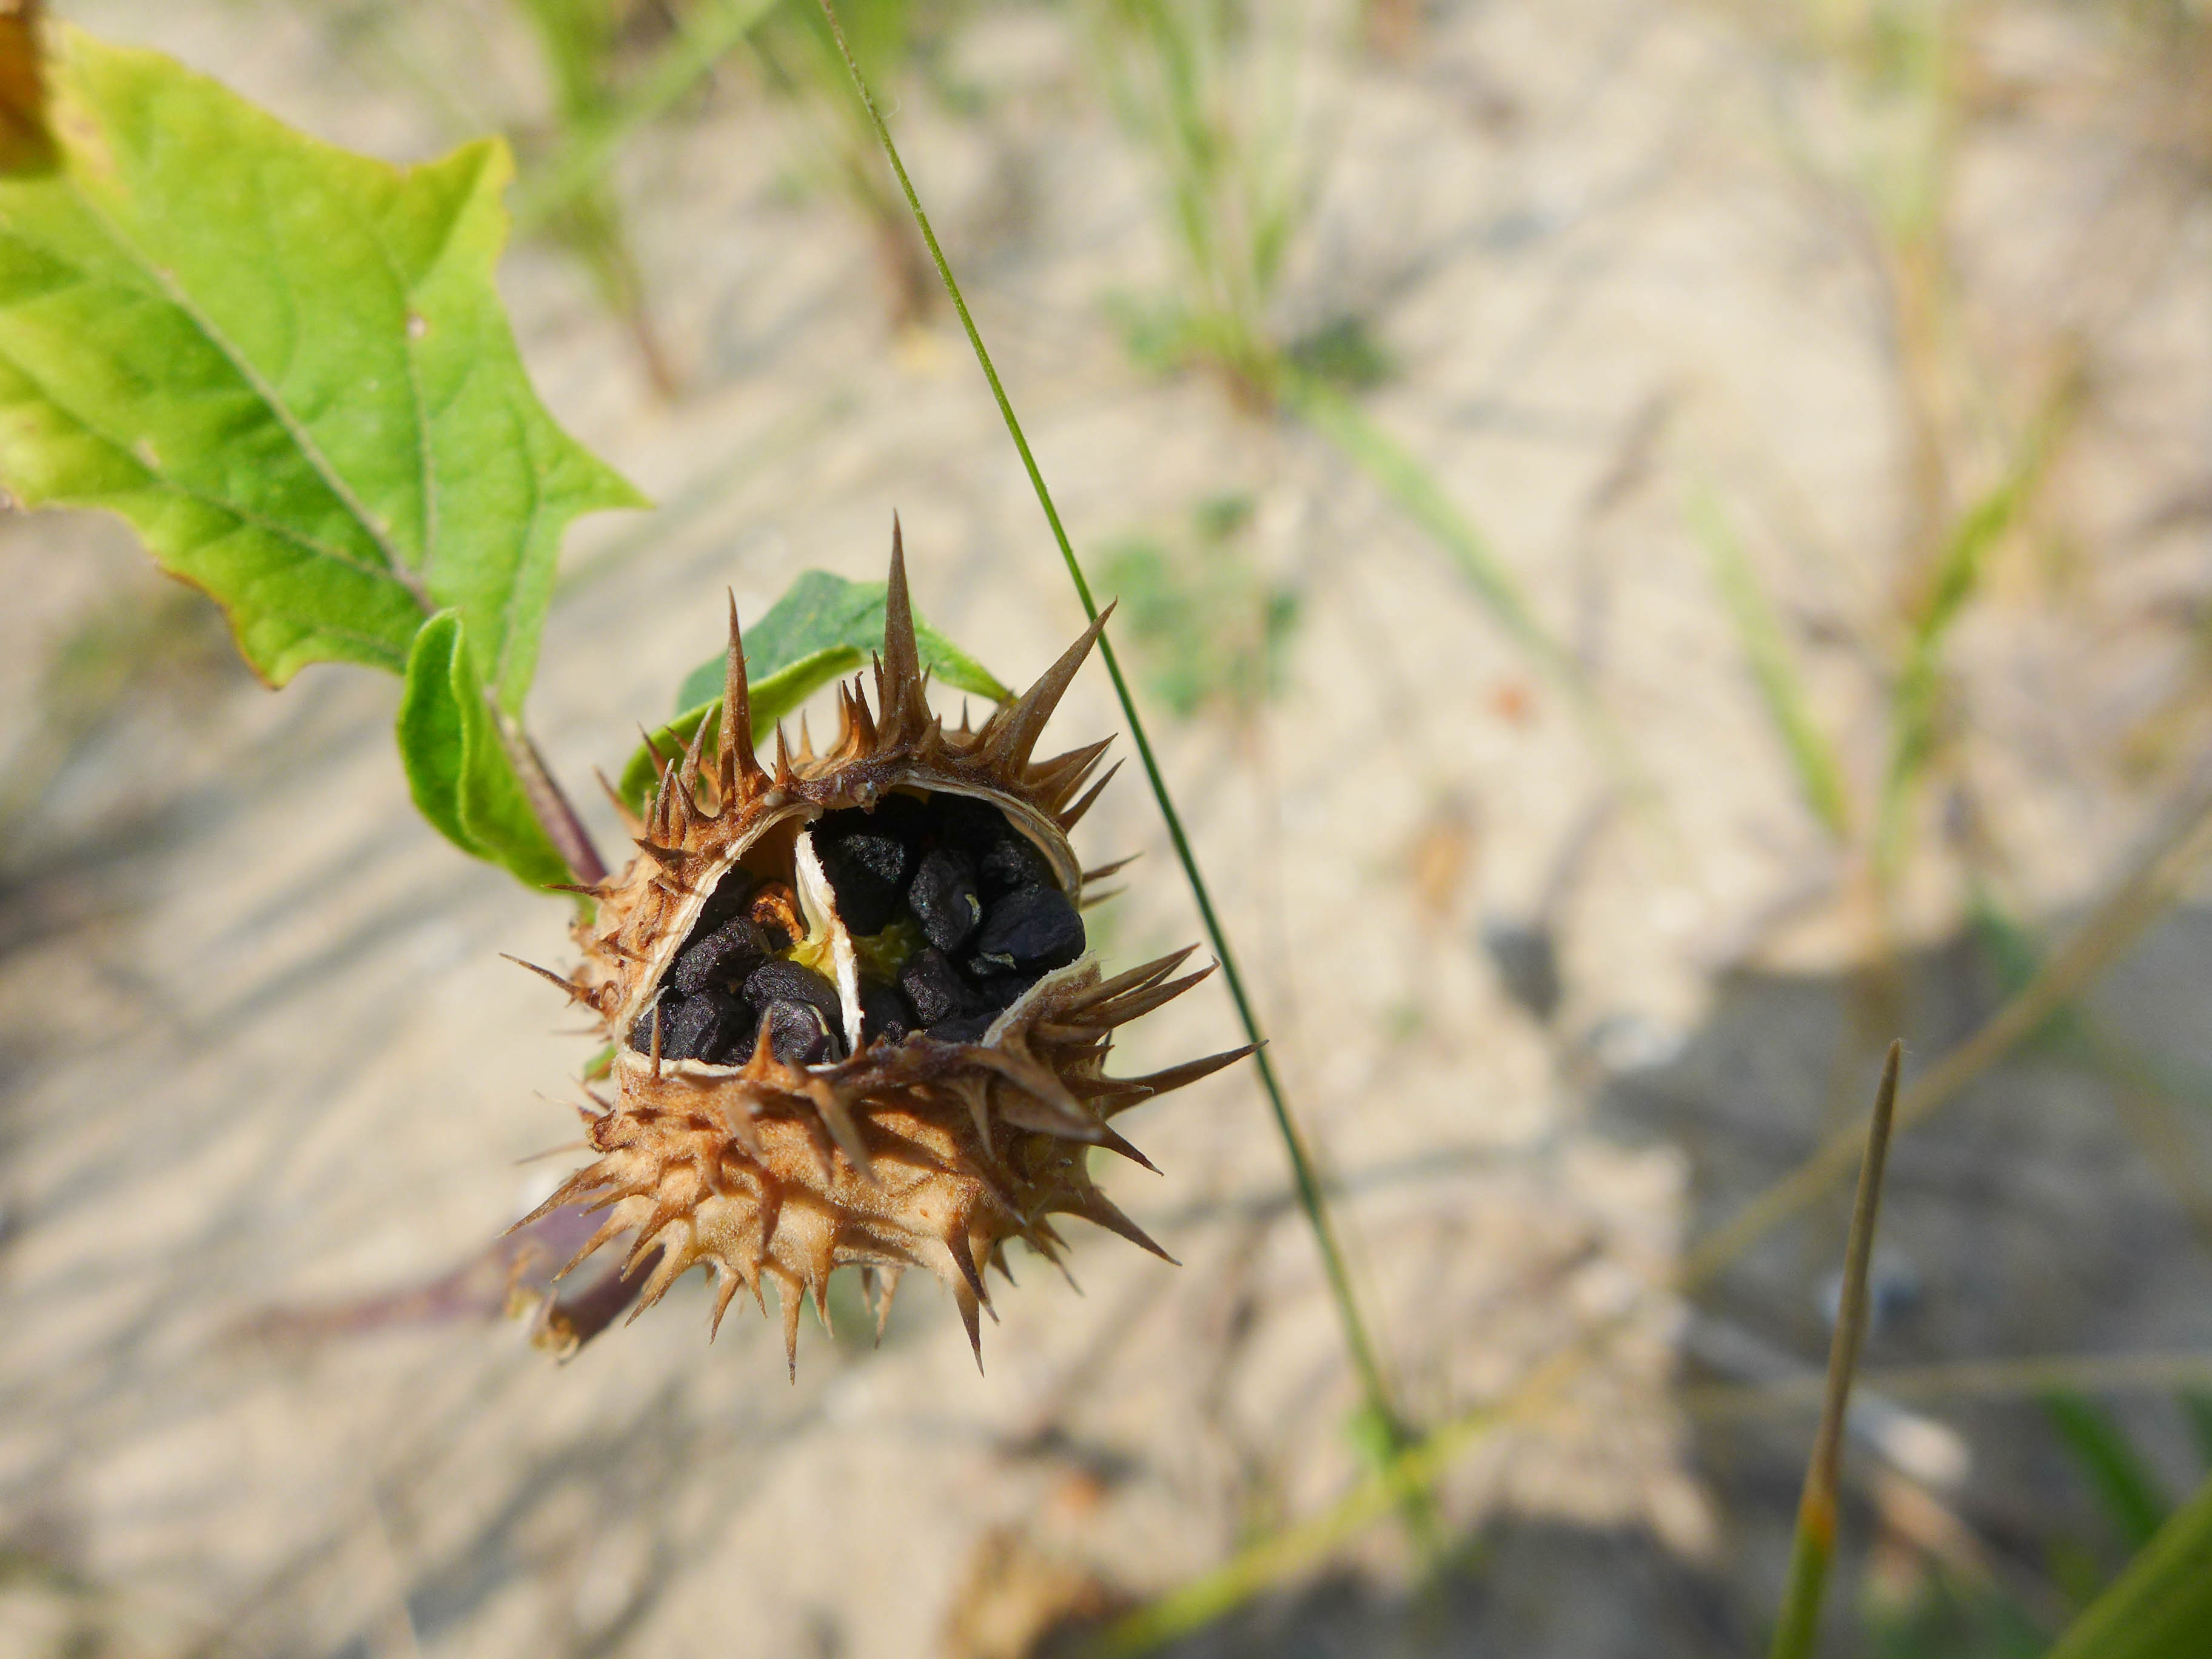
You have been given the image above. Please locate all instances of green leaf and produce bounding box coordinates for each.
[2044,1468,2212,1659]
[0,27,643,706]
[398,611,570,889]
[617,568,1012,811]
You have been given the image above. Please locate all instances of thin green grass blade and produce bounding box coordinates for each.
[1876,474,2022,873]
[1767,1040,1902,1659]
[2042,1469,2212,1659]
[811,0,1412,1468]
[1875,380,2077,876]
[1691,490,1852,842]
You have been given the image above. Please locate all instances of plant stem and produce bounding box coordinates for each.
[813,1,1409,1450]
[1768,1041,1901,1659]
[497,706,607,886]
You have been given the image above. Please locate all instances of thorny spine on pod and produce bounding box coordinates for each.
[511,520,1252,1375]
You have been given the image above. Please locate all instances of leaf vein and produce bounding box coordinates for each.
[350,189,439,592]
[61,176,431,611]
[0,338,403,589]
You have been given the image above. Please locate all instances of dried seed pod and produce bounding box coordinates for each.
[525,525,1249,1373]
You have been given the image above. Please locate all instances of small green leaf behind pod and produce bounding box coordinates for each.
[400,611,570,890]
[0,26,643,705]
[618,569,1011,811]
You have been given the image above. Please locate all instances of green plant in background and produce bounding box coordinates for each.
[746,0,939,324]
[509,0,679,392]
[1675,5,2212,1647]
[1087,0,1598,722]
[1091,0,1309,401]
[505,0,783,269]
[1679,0,2201,1274]
[2045,1471,2212,1659]
[336,0,780,395]
[1098,493,1301,723]
[822,2,2212,1649]
[1692,0,2086,890]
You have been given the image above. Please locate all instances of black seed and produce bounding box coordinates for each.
[931,793,1004,853]
[968,968,1040,1012]
[897,945,970,1026]
[906,847,982,953]
[703,1003,761,1066]
[691,866,757,936]
[872,792,934,840]
[926,1011,996,1044]
[733,963,842,1064]
[743,959,844,1046]
[762,997,836,1065]
[657,988,739,1062]
[859,981,913,1047]
[920,794,1056,896]
[977,830,1055,899]
[671,916,772,995]
[967,886,1085,976]
[814,812,913,935]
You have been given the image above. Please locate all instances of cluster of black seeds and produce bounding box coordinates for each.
[626,793,1086,1068]
[815,792,1085,1047]
[629,877,846,1068]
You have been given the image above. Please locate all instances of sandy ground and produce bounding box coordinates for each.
[3,1,2210,1654]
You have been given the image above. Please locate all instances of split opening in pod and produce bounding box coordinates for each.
[628,788,1087,1067]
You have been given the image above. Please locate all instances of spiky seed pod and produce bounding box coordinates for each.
[518,525,1250,1373]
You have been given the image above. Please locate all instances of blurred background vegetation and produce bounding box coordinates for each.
[2,0,2210,1654]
